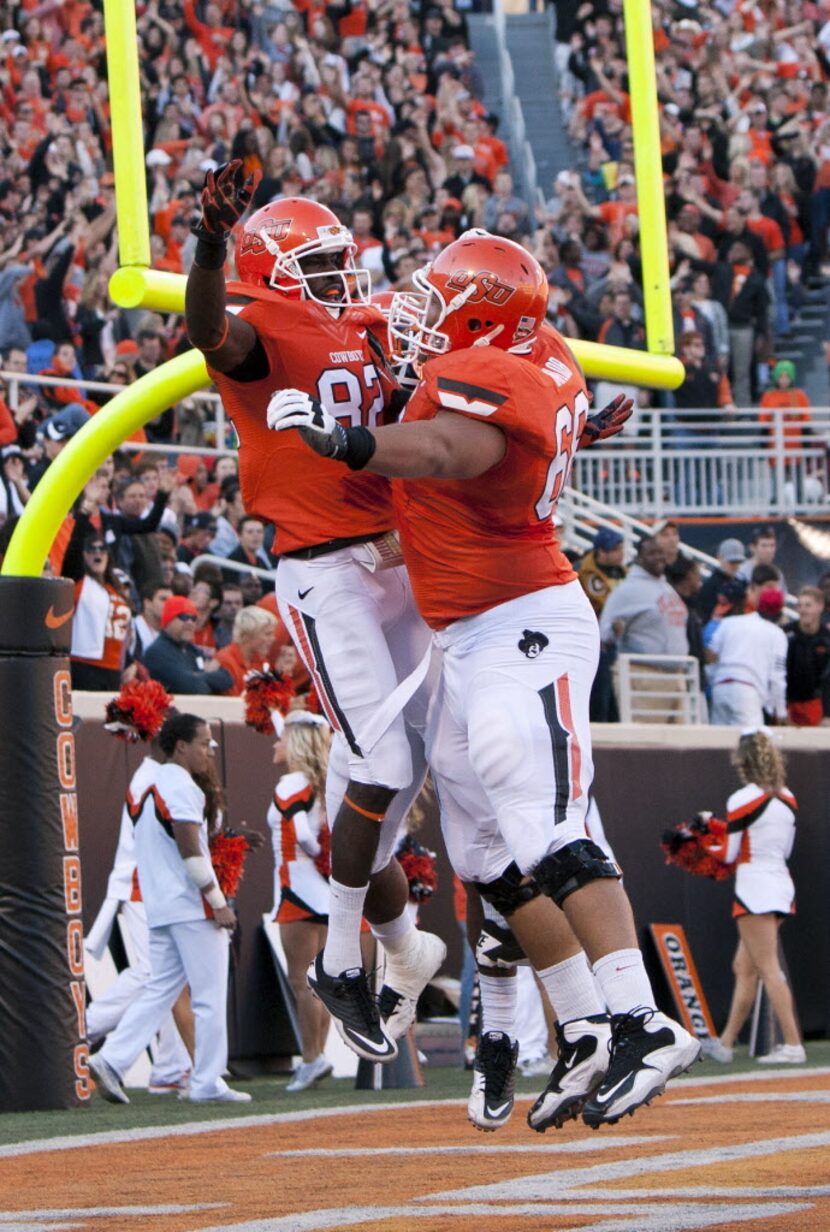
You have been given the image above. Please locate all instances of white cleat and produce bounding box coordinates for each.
[89,1053,129,1105]
[528,1014,611,1132]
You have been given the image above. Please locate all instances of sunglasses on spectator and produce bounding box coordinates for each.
[176,613,197,622]
[84,543,107,553]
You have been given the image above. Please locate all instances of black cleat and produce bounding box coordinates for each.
[528,1014,611,1132]
[467,1030,519,1131]
[307,952,397,1063]
[582,1007,701,1128]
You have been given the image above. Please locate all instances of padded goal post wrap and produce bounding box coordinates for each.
[0,577,91,1109]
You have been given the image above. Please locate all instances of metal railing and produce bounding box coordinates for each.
[571,405,830,518]
[616,654,705,724]
[0,368,233,456]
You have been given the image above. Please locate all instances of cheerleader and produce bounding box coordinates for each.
[268,712,334,1092]
[706,729,805,1064]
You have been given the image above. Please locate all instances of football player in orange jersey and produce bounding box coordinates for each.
[269,231,701,1129]
[185,162,446,1065]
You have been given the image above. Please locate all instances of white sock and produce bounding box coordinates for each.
[591,948,656,1016]
[371,909,415,955]
[536,953,605,1023]
[322,879,368,975]
[479,973,517,1037]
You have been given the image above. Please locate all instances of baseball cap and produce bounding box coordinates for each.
[43,404,90,442]
[161,595,198,627]
[115,339,139,357]
[146,148,172,168]
[757,587,784,618]
[717,537,746,563]
[594,527,624,551]
[1,443,23,461]
[1,29,21,41]
[452,144,475,159]
[184,511,217,532]
[772,359,796,383]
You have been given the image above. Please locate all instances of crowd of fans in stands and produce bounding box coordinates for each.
[2,0,830,716]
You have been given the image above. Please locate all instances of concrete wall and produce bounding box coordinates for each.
[74,696,830,1054]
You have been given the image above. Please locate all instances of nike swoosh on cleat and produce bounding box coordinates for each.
[485,1102,511,1118]
[593,1071,643,1105]
[562,1052,579,1071]
[347,1028,394,1055]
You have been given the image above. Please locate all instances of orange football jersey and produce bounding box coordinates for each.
[392,344,588,629]
[209,289,396,554]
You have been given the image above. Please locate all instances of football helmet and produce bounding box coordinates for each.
[369,291,418,388]
[389,230,548,362]
[235,197,370,307]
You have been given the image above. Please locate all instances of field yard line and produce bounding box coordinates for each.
[264,1134,669,1157]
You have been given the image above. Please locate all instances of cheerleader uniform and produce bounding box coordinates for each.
[723,782,797,918]
[267,771,330,924]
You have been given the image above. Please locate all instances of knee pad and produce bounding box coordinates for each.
[533,839,621,907]
[475,918,527,971]
[473,861,540,918]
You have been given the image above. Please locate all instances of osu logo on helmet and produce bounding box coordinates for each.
[237,217,291,259]
[445,269,516,307]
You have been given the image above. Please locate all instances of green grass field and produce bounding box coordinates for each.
[2,1041,828,1149]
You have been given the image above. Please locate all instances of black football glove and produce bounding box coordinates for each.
[192,159,258,243]
[578,393,634,448]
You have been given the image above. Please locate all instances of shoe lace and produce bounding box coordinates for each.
[343,968,382,1028]
[481,1036,515,1098]
[606,1006,655,1061]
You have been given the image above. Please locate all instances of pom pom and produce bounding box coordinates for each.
[243,665,296,734]
[104,680,173,743]
[209,831,251,899]
[396,833,438,902]
[660,817,734,881]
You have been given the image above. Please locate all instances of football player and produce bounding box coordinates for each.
[268,231,701,1128]
[185,162,445,1065]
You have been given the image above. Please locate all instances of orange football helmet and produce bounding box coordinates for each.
[235,197,370,307]
[389,230,548,362]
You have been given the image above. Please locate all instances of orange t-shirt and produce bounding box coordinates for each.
[746,214,784,253]
[214,640,264,695]
[393,344,582,629]
[207,287,396,553]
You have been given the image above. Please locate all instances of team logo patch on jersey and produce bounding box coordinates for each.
[518,629,549,658]
[446,269,516,306]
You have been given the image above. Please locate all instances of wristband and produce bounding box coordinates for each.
[204,883,228,910]
[341,425,377,471]
[193,233,228,271]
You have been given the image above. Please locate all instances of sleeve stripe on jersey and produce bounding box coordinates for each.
[727,793,772,833]
[436,377,507,418]
[277,792,316,821]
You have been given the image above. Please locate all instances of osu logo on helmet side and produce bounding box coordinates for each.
[238,217,292,257]
[446,269,516,306]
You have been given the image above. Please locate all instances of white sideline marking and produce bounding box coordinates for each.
[193,1201,807,1232]
[422,1130,830,1200]
[1,1067,827,1160]
[674,1091,830,1105]
[265,1135,668,1158]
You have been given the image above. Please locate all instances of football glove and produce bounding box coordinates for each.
[192,159,258,242]
[578,393,634,448]
[266,388,349,459]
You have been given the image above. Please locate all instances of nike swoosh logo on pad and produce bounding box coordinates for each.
[45,605,73,629]
[298,587,314,600]
[357,330,367,339]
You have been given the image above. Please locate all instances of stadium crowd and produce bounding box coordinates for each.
[1,0,830,722]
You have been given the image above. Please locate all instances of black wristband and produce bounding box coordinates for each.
[341,425,377,470]
[193,231,228,271]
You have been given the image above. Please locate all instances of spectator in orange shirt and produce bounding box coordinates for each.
[214,605,278,696]
[759,361,811,498]
[737,188,789,335]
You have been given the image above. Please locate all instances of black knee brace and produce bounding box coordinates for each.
[473,861,540,918]
[533,840,621,907]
